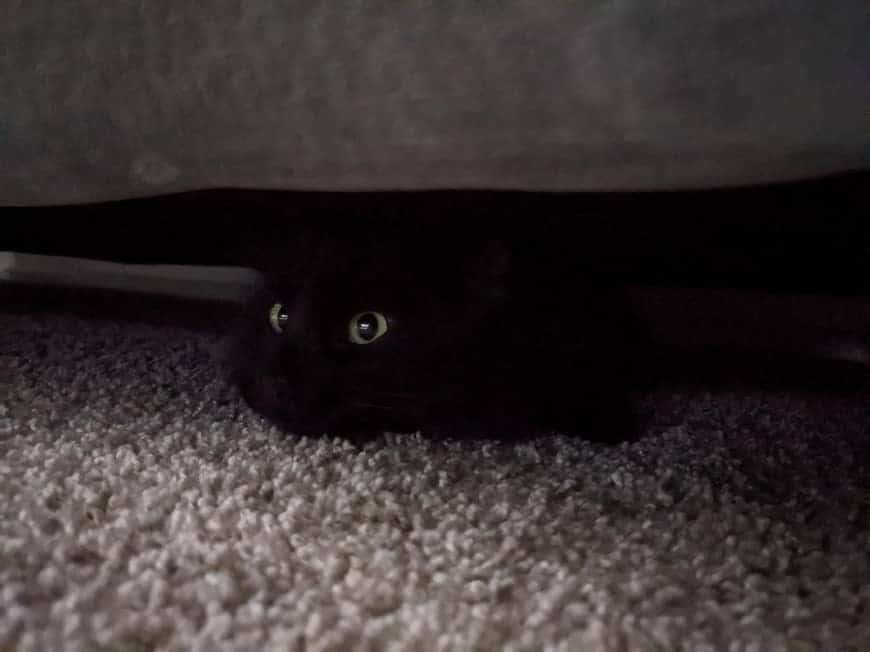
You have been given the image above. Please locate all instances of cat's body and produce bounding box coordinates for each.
[229,216,649,441]
[228,209,870,443]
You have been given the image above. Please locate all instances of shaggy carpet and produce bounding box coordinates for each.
[1,289,868,651]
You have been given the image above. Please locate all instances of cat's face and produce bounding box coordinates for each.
[233,228,510,435]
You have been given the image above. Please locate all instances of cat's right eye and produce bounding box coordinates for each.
[269,302,290,334]
[349,311,388,344]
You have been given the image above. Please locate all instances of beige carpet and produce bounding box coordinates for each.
[1,295,868,651]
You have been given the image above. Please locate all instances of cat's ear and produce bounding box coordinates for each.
[466,240,511,301]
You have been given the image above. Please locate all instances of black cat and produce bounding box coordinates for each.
[228,216,648,442]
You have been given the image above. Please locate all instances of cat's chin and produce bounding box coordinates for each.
[250,403,639,445]
[237,371,640,444]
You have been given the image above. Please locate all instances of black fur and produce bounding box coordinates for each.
[229,217,646,442]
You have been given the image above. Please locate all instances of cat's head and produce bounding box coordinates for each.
[232,227,512,436]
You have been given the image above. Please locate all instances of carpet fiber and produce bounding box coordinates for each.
[1,301,868,651]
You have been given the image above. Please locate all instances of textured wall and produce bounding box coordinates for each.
[1,1,868,204]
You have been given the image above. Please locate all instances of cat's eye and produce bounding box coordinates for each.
[269,302,290,334]
[349,311,388,344]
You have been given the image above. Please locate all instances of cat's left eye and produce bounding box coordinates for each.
[349,311,388,344]
[269,302,289,334]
